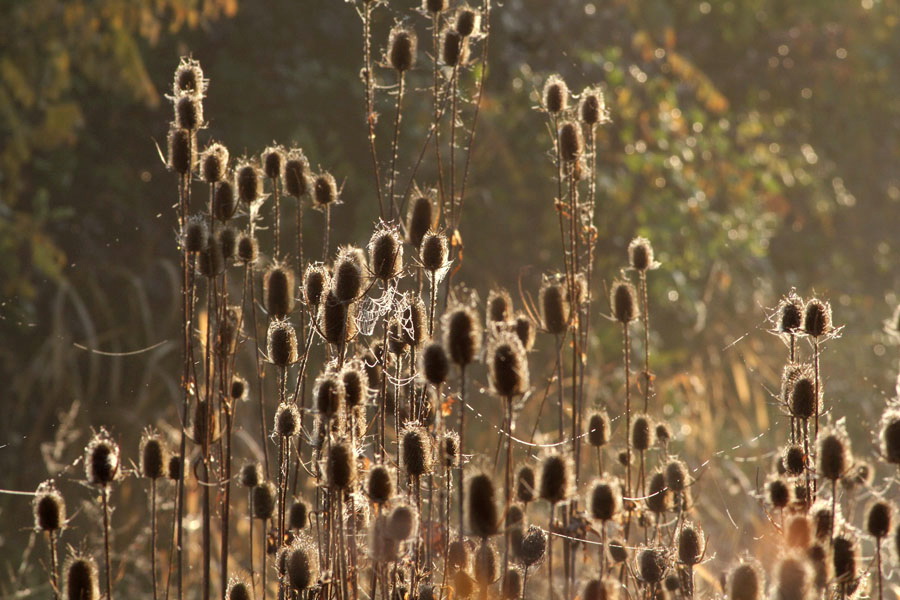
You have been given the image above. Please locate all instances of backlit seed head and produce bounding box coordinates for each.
[34,481,65,532]
[628,237,654,271]
[880,408,900,464]
[168,127,195,174]
[559,121,583,162]
[424,0,447,13]
[448,539,470,571]
[236,162,262,204]
[237,233,259,265]
[540,276,569,334]
[85,431,119,487]
[488,332,529,398]
[443,303,482,367]
[542,75,568,114]
[174,57,205,97]
[218,227,238,262]
[788,368,818,420]
[631,414,653,451]
[264,263,296,318]
[284,149,311,198]
[611,279,638,323]
[422,341,450,385]
[367,465,394,504]
[519,524,547,567]
[516,465,535,503]
[275,402,301,438]
[777,293,804,333]
[183,215,209,253]
[251,481,277,520]
[582,578,617,600]
[201,142,229,183]
[140,433,168,480]
[175,93,203,131]
[538,452,572,504]
[783,445,806,476]
[226,580,253,600]
[407,194,434,248]
[421,230,448,272]
[767,478,791,509]
[587,411,610,447]
[262,145,285,180]
[729,559,764,600]
[677,524,704,565]
[818,428,851,481]
[333,247,364,302]
[656,423,672,447]
[240,462,263,488]
[401,424,434,477]
[486,289,512,324]
[168,456,183,481]
[230,375,248,401]
[64,554,100,600]
[267,319,298,367]
[468,473,499,538]
[326,442,356,490]
[198,237,224,277]
[388,27,417,72]
[441,432,460,468]
[369,225,404,281]
[286,542,318,591]
[637,548,667,584]
[646,472,670,514]
[832,534,858,583]
[303,264,330,309]
[607,540,628,564]
[803,298,832,337]
[665,574,680,593]
[664,460,688,493]
[579,87,607,126]
[341,362,368,408]
[866,500,892,539]
[314,372,345,419]
[474,541,498,587]
[387,504,418,540]
[455,7,480,36]
[512,313,535,351]
[320,291,358,344]
[589,477,621,522]
[806,544,830,591]
[501,569,522,600]
[312,172,338,208]
[441,28,467,67]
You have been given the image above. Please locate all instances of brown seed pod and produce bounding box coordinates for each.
[783,444,806,476]
[519,524,547,567]
[218,227,238,262]
[423,0,447,13]
[326,442,356,490]
[388,27,417,72]
[314,372,345,420]
[369,226,404,281]
[201,142,229,184]
[174,93,203,131]
[237,233,259,266]
[198,236,225,277]
[168,127,195,174]
[767,478,791,509]
[448,539,470,571]
[262,146,284,180]
[512,313,535,351]
[501,569,522,600]
[422,341,449,385]
[729,560,764,600]
[540,276,569,334]
[474,541,498,587]
[288,498,309,530]
[441,28,467,67]
[777,293,804,333]
[441,432,460,468]
[240,462,263,488]
[226,580,253,600]
[515,465,535,504]
[559,121,583,162]
[542,75,568,114]
[455,7,479,36]
[85,432,119,487]
[267,319,298,367]
[773,555,812,600]
[183,215,209,253]
[677,524,704,565]
[582,578,617,600]
[442,304,482,367]
[610,279,638,323]
[665,459,688,493]
[252,481,277,520]
[236,162,261,204]
[832,534,858,584]
[275,402,301,438]
[468,472,499,538]
[488,332,529,398]
[607,539,628,564]
[818,429,850,481]
[579,87,607,126]
[866,500,892,539]
[401,424,434,477]
[173,57,204,97]
[806,544,830,591]
[341,362,369,408]
[407,194,434,249]
[286,542,318,591]
[387,504,418,540]
[880,408,900,465]
[34,481,65,532]
[140,434,168,480]
[786,515,812,548]
[636,547,667,584]
[588,477,621,522]
[320,291,358,345]
[230,375,248,401]
[64,554,100,600]
[486,289,512,324]
[312,172,338,208]
[303,264,330,309]
[333,247,364,303]
[587,411,610,447]
[420,230,448,272]
[655,423,672,447]
[168,456,183,482]
[538,452,572,504]
[284,149,310,198]
[646,472,670,514]
[367,465,394,505]
[264,263,296,319]
[628,237,654,271]
[631,414,653,452]
[803,298,832,337]
[788,367,818,420]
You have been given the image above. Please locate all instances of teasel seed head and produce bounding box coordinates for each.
[251,481,277,520]
[168,456,183,481]
[285,498,309,531]
[559,121,583,162]
[866,500,892,539]
[628,237,654,271]
[421,230,448,272]
[501,569,522,600]
[422,341,450,386]
[367,465,394,505]
[664,574,681,593]
[264,263,296,319]
[777,293,804,333]
[139,433,168,480]
[275,402,301,438]
[468,472,499,538]
[341,362,368,409]
[237,233,259,265]
[388,27,417,72]
[407,194,434,248]
[230,375,248,402]
[333,247,364,302]
[782,444,806,476]
[240,462,263,488]
[729,560,764,600]
[579,87,607,126]
[401,424,434,477]
[85,431,119,488]
[226,579,253,600]
[809,503,832,541]
[201,142,229,184]
[803,298,832,337]
[173,57,204,97]
[443,303,482,367]
[538,452,572,505]
[286,542,318,591]
[646,472,670,514]
[664,459,688,493]
[262,145,284,180]
[542,74,568,114]
[587,411,610,447]
[519,525,547,567]
[312,172,338,207]
[236,162,261,204]
[284,149,310,198]
[515,465,535,504]
[787,366,818,420]
[582,578,617,600]
[369,225,404,281]
[677,523,704,565]
[607,539,628,564]
[326,442,356,490]
[448,539,470,572]
[267,319,298,367]
[589,477,621,522]
[880,408,900,464]
[320,291,358,344]
[806,544,829,591]
[540,276,569,334]
[183,214,209,253]
[303,264,330,309]
[611,279,638,323]
[767,477,791,509]
[772,555,813,600]
[486,289,511,324]
[34,481,65,532]
[512,313,535,351]
[64,554,100,600]
[314,372,345,420]
[455,7,480,36]
[198,236,225,277]
[656,423,672,448]
[637,548,666,584]
[168,127,195,174]
[424,0,447,13]
[441,28,466,67]
[474,541,498,587]
[387,504,418,540]
[832,534,858,584]
[785,515,812,548]
[818,428,850,481]
[631,414,653,452]
[488,331,529,398]
[218,226,238,262]
[174,93,203,131]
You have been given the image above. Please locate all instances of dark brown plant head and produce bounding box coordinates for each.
[218,227,238,262]
[441,432,460,468]
[303,263,330,309]
[607,539,628,564]
[387,504,418,540]
[423,0,447,13]
[448,539,470,572]
[559,121,583,162]
[333,246,365,303]
[818,426,851,481]
[501,569,522,600]
[341,361,369,409]
[421,230,449,273]
[388,26,417,72]
[64,554,100,600]
[488,331,529,398]
[542,74,568,114]
[865,500,892,539]
[515,465,535,504]
[677,523,704,566]
[646,471,670,514]
[579,87,608,126]
[326,442,356,490]
[610,279,638,323]
[264,263,296,319]
[226,579,253,600]
[201,142,229,184]
[767,477,790,509]
[240,462,263,488]
[588,477,621,522]
[441,28,467,67]
[367,465,394,505]
[183,214,209,253]
[275,402,301,438]
[831,534,858,584]
[312,172,339,208]
[468,472,499,538]
[198,236,224,277]
[168,456,183,482]
[455,7,480,37]
[880,408,900,465]
[803,298,832,337]
[213,180,237,221]
[512,313,535,351]
[664,459,688,493]
[267,319,298,367]
[85,430,120,488]
[286,540,319,591]
[538,452,572,504]
[539,275,569,334]
[728,559,764,600]
[636,547,667,584]
[442,301,482,367]
[236,160,262,204]
[407,193,434,249]
[627,237,654,272]
[369,224,404,281]
[319,290,358,345]
[519,524,546,567]
[401,423,434,477]
[174,93,203,131]
[34,480,65,532]
[173,57,205,97]
[631,414,653,452]
[237,232,259,266]
[776,292,804,334]
[252,481,277,520]
[230,375,248,402]
[782,444,806,476]
[284,148,311,198]
[422,341,449,386]
[587,411,610,447]
[262,145,285,180]
[314,371,345,420]
[486,289,512,324]
[139,432,168,480]
[474,541,498,587]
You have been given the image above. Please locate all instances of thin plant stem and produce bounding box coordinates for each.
[388,72,406,221]
[151,479,158,600]
[48,531,58,600]
[361,2,385,219]
[639,271,651,413]
[102,487,113,600]
[457,366,467,539]
[623,322,632,500]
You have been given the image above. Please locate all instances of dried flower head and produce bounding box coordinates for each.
[880,408,900,465]
[369,225,404,281]
[326,442,356,490]
[303,263,330,309]
[579,87,607,126]
[588,477,621,522]
[252,481,277,520]
[636,547,667,583]
[441,28,467,67]
[284,149,311,198]
[729,559,764,600]
[387,504,418,540]
[421,230,449,273]
[542,75,568,114]
[512,313,535,351]
[455,7,480,36]
[538,452,572,504]
[388,27,417,72]
[173,57,205,97]
[64,554,100,600]
[183,214,209,253]
[174,93,203,131]
[312,172,339,208]
[422,341,450,385]
[519,524,547,567]
[677,523,704,565]
[286,541,319,591]
[488,331,529,398]
[140,433,168,480]
[611,279,638,323]
[240,462,263,488]
[818,426,851,481]
[540,275,569,334]
[587,411,611,447]
[401,424,434,477]
[559,121,583,162]
[85,431,119,487]
[803,298,832,337]
[407,194,434,248]
[443,302,482,367]
[267,319,298,367]
[237,233,259,265]
[264,263,296,319]
[236,161,262,204]
[262,145,285,180]
[468,472,499,538]
[201,142,229,184]
[34,480,65,532]
[628,237,654,271]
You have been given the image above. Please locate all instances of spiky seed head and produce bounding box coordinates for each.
[866,500,892,539]
[677,524,704,565]
[237,233,259,265]
[201,143,229,183]
[267,319,298,367]
[198,236,225,277]
[226,580,253,600]
[417,585,436,600]
[175,93,203,131]
[729,560,764,600]
[818,430,850,481]
[262,146,284,180]
[512,313,535,351]
[168,456,183,481]
[582,578,617,600]
[453,572,476,599]
[441,29,466,67]
[341,363,368,408]
[474,541,498,586]
[783,444,806,476]
[519,525,547,567]
[777,293,804,333]
[628,237,654,271]
[489,332,529,398]
[806,544,829,591]
[174,57,204,97]
[251,482,277,520]
[448,539,470,571]
[388,27,417,72]
[367,465,394,504]
[589,478,621,522]
[264,264,296,319]
[424,0,447,13]
[607,539,628,564]
[810,504,832,540]
[540,277,569,334]
[303,264,329,309]
[832,535,858,583]
[611,279,638,323]
[314,372,344,419]
[579,88,607,126]
[880,409,900,464]
[285,498,308,531]
[788,370,818,420]
[369,227,403,281]
[333,247,364,302]
[240,462,263,488]
[655,423,672,446]
[183,215,209,253]
[401,424,434,477]
[407,195,434,248]
[587,411,610,447]
[34,481,65,532]
[387,504,417,540]
[443,304,482,367]
[218,227,238,262]
[326,442,356,489]
[542,75,568,114]
[559,121,583,162]
[140,434,168,480]
[275,403,301,438]
[421,231,448,272]
[664,460,688,493]
[767,478,791,509]
[284,149,310,198]
[646,472,670,514]
[286,543,318,591]
[501,569,522,600]
[236,162,261,204]
[664,574,681,593]
[468,473,499,538]
[455,7,479,36]
[785,515,812,548]
[637,548,666,583]
[515,465,535,503]
[422,342,450,386]
[437,433,458,469]
[803,298,832,338]
[312,172,338,208]
[85,432,119,487]
[485,290,511,324]
[230,375,248,401]
[538,452,572,504]
[64,555,100,600]
[168,127,194,174]
[617,451,629,467]
[631,414,653,451]
[320,291,358,344]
